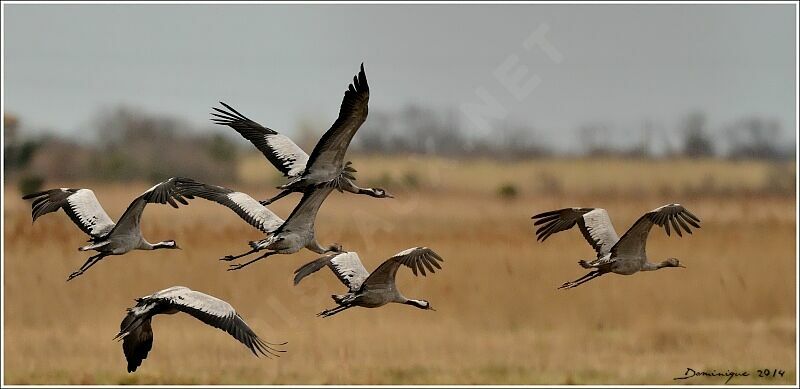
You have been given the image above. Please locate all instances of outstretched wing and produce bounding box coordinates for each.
[22,188,116,238]
[293,251,370,292]
[611,203,701,259]
[153,286,284,358]
[363,247,444,289]
[211,102,309,177]
[532,207,620,257]
[304,63,369,175]
[104,177,196,238]
[176,180,284,233]
[277,184,335,234]
[117,309,154,373]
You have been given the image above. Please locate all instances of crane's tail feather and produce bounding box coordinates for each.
[114,314,147,341]
[331,294,356,305]
[79,241,110,252]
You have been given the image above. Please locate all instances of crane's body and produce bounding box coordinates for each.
[22,178,194,281]
[532,203,701,289]
[115,286,285,373]
[211,64,392,205]
[294,247,444,317]
[176,180,341,271]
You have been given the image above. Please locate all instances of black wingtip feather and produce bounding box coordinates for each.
[532,214,562,226]
[417,261,427,276]
[675,214,692,234]
[218,101,247,119]
[678,212,701,228]
[684,209,701,223]
[421,257,436,274]
[22,190,50,200]
[531,209,560,219]
[670,216,682,237]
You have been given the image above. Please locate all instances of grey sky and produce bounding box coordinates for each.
[3,3,796,152]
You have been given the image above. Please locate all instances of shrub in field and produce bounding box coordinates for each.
[18,174,44,196]
[497,183,519,199]
[403,171,421,189]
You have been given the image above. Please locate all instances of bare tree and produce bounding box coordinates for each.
[681,111,715,158]
[490,120,550,159]
[578,123,614,156]
[726,117,787,160]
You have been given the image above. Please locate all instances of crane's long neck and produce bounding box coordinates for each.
[394,293,409,304]
[337,177,389,198]
[138,238,156,250]
[357,188,382,197]
[306,239,326,254]
[403,298,429,310]
[142,240,175,250]
[641,261,666,271]
[307,238,339,255]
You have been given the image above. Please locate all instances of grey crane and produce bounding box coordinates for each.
[211,63,392,205]
[176,180,341,271]
[115,286,285,373]
[22,177,195,281]
[293,247,444,317]
[532,203,701,289]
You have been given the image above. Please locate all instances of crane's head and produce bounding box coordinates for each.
[371,188,394,199]
[406,299,435,311]
[327,243,344,253]
[359,187,394,199]
[662,257,685,268]
[155,240,181,250]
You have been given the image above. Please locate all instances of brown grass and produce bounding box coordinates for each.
[3,156,797,384]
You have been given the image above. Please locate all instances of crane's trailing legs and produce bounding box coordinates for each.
[227,251,277,271]
[67,253,108,282]
[317,304,354,318]
[260,188,292,206]
[220,248,259,261]
[558,270,603,290]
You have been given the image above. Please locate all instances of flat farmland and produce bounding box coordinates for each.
[3,156,796,384]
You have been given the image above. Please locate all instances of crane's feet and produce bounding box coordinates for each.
[558,279,581,289]
[259,199,273,206]
[316,305,348,318]
[220,255,237,261]
[66,270,84,282]
[227,263,247,271]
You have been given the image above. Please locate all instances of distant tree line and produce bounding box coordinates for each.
[353,106,793,161]
[354,106,553,159]
[3,105,794,187]
[4,107,240,187]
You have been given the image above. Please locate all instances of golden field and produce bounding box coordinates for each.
[3,156,797,385]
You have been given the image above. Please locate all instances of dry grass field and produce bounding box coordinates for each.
[3,156,797,384]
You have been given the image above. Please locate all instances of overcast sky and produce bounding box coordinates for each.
[3,3,797,151]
